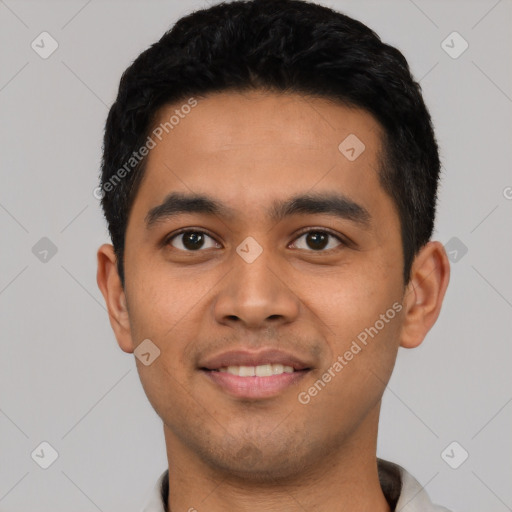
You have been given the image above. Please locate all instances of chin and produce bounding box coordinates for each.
[199,437,317,483]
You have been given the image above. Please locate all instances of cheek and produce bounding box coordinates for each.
[304,265,404,394]
[128,292,198,420]
[126,263,198,340]
[299,276,403,429]
[310,266,400,334]
[125,267,208,375]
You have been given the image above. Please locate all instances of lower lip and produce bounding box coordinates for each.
[201,369,309,399]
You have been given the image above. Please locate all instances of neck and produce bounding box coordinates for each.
[163,406,391,512]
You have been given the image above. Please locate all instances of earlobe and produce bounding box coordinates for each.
[96,244,135,353]
[399,241,450,349]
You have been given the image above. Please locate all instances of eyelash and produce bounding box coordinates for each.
[164,227,347,253]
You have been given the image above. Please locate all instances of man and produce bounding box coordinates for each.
[96,0,451,510]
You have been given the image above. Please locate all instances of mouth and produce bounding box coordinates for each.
[209,363,300,376]
[199,349,313,399]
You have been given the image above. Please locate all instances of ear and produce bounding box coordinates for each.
[399,241,450,349]
[96,243,134,353]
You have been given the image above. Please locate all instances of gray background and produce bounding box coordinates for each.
[0,0,511,510]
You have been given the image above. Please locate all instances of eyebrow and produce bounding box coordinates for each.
[145,191,371,229]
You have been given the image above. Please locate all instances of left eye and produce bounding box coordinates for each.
[291,230,344,252]
[165,229,343,252]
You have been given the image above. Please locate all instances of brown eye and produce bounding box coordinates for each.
[167,231,219,251]
[292,230,344,252]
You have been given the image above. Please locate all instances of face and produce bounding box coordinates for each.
[112,91,410,479]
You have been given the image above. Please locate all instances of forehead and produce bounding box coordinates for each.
[152,90,382,155]
[129,90,389,226]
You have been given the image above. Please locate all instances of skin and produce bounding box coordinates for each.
[97,90,450,511]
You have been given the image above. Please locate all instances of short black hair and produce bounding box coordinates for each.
[99,0,440,287]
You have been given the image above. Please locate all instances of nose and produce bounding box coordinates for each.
[213,244,301,330]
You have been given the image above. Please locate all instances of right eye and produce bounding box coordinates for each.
[165,230,221,252]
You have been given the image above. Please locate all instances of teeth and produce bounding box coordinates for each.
[272,363,284,374]
[239,365,255,377]
[220,364,296,377]
[255,364,272,377]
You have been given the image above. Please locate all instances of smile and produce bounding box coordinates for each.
[199,348,313,399]
[213,364,296,377]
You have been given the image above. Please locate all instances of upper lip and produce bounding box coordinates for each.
[199,349,312,371]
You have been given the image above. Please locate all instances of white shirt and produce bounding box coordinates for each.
[141,459,452,512]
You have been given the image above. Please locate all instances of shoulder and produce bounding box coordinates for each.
[378,459,453,512]
[140,469,168,512]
